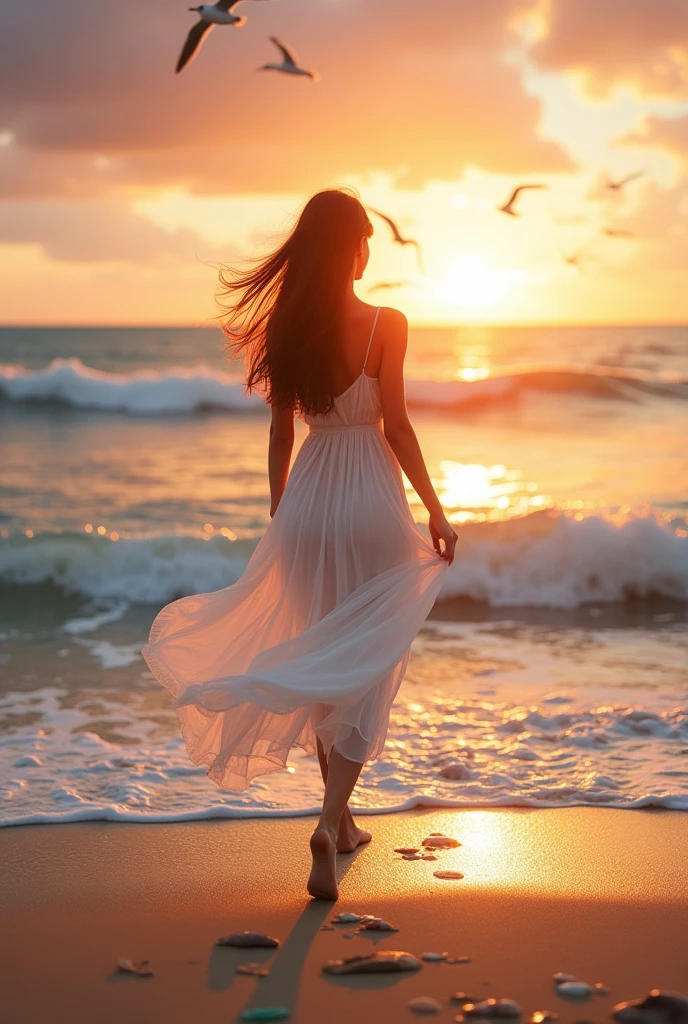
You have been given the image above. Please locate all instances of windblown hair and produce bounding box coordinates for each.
[219,188,373,415]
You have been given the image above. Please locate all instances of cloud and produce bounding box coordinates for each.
[529,0,688,99]
[0,201,222,262]
[620,113,688,162]
[0,0,573,199]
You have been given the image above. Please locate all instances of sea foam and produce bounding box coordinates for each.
[1,512,686,609]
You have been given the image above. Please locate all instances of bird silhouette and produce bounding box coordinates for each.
[605,171,645,192]
[498,184,548,217]
[368,209,424,273]
[176,0,269,74]
[258,37,319,80]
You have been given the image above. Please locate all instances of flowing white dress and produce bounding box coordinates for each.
[142,309,447,791]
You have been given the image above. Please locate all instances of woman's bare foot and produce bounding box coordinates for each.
[336,810,372,854]
[307,827,339,900]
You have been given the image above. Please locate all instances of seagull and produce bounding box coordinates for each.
[368,208,424,273]
[605,170,645,192]
[559,245,589,271]
[176,0,267,74]
[498,184,548,217]
[258,37,318,80]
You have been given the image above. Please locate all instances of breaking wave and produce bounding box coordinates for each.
[2,358,687,415]
[1,511,686,609]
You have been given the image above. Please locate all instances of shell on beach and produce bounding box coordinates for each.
[464,998,522,1018]
[408,996,443,1013]
[423,835,461,849]
[421,952,448,961]
[433,870,465,880]
[332,912,367,924]
[394,847,421,854]
[611,990,688,1023]
[555,981,593,1000]
[116,958,153,977]
[322,951,423,975]
[403,853,423,860]
[236,963,270,977]
[216,932,280,948]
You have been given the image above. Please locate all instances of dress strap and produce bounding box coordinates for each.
[362,306,381,373]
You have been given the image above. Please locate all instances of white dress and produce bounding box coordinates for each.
[142,309,447,791]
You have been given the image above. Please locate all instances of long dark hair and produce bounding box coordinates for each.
[219,188,373,415]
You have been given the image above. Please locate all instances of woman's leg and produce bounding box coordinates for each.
[316,738,372,854]
[308,750,365,899]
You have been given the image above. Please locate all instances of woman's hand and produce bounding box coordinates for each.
[429,514,457,565]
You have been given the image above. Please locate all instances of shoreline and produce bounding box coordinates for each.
[2,807,687,1023]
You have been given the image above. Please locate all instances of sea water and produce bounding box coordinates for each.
[1,323,687,824]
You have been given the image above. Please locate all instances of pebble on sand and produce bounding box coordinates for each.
[433,870,465,880]
[332,912,365,924]
[530,1012,559,1023]
[423,835,461,849]
[323,951,422,975]
[555,982,593,1000]
[217,932,280,948]
[421,952,448,961]
[240,1010,291,1022]
[462,998,521,1019]
[408,997,443,1014]
[116,958,153,977]
[403,854,423,861]
[464,998,522,1018]
[552,973,576,984]
[612,989,688,1023]
[358,918,399,932]
[394,847,421,854]
[421,853,438,861]
[236,963,270,977]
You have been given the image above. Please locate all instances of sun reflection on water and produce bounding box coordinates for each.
[424,461,553,523]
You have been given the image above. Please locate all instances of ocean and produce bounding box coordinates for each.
[1,322,687,825]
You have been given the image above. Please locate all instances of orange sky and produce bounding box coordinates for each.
[2,0,688,325]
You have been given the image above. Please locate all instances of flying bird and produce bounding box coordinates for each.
[176,0,267,74]
[559,245,590,271]
[498,184,548,217]
[259,37,318,80]
[368,208,424,273]
[605,170,645,192]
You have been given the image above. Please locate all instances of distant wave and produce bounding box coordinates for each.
[2,512,686,609]
[2,358,687,415]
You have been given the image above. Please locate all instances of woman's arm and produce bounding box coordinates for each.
[268,404,295,517]
[378,309,457,564]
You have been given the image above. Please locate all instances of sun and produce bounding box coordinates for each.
[430,253,526,310]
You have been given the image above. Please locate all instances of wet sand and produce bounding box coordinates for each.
[2,807,687,1023]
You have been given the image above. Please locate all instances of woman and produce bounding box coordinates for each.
[143,188,457,900]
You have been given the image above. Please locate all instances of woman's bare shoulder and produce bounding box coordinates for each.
[377,306,408,348]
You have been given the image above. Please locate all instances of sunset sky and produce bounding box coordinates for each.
[2,0,688,325]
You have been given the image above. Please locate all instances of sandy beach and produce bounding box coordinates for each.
[2,807,686,1023]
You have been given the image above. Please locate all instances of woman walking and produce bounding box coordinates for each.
[143,188,457,900]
